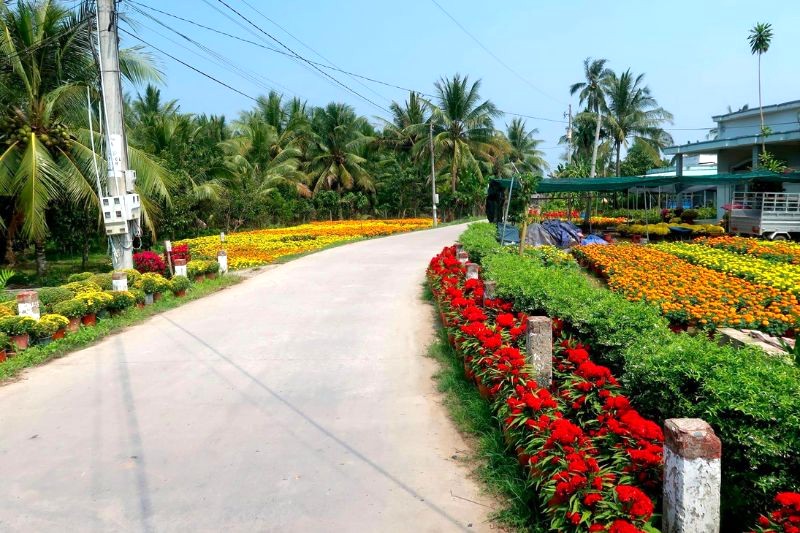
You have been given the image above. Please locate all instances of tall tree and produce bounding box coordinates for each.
[428,74,500,192]
[602,69,673,176]
[505,118,548,175]
[306,103,373,215]
[748,22,773,152]
[570,58,611,177]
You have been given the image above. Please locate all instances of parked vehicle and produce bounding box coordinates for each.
[729,192,800,240]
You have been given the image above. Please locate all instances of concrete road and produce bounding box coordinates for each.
[0,224,496,533]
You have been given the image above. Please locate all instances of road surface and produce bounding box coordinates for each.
[0,223,495,532]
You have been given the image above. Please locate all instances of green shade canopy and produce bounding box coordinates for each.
[534,170,800,193]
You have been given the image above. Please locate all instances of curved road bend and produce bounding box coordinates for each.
[0,223,496,532]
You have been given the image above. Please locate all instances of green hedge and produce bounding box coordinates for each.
[457,221,501,264]
[459,222,800,526]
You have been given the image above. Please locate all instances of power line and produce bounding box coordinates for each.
[118,28,258,102]
[125,4,304,99]
[213,0,391,115]
[238,0,392,105]
[428,0,564,106]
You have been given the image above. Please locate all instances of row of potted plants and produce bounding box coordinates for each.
[428,245,663,532]
[186,260,220,282]
[0,267,218,361]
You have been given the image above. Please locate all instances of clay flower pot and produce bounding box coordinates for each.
[0,348,6,362]
[175,289,186,298]
[53,328,66,340]
[11,333,29,351]
[153,292,163,302]
[207,272,217,280]
[81,313,97,326]
[67,317,81,332]
[195,274,207,283]
[136,302,145,309]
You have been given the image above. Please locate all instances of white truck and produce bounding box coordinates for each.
[729,192,800,240]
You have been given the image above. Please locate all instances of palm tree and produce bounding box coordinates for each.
[215,118,308,230]
[748,22,773,151]
[602,69,674,176]
[0,0,170,274]
[380,92,429,161]
[428,74,501,193]
[505,118,548,174]
[570,58,611,177]
[306,103,373,216]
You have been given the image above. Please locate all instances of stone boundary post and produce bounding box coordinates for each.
[525,316,552,388]
[217,250,228,274]
[173,258,188,277]
[663,418,721,533]
[456,250,469,265]
[16,291,40,320]
[466,262,479,280]
[482,280,496,305]
[111,271,128,291]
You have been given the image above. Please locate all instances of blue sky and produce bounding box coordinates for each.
[119,0,800,169]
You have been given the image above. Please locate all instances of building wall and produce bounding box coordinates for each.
[717,107,800,139]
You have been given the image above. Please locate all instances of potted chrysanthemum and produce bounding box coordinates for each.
[53,299,88,332]
[0,315,37,351]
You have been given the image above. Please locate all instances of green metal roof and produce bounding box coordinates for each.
[535,171,800,193]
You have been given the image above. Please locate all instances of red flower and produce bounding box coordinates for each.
[588,525,606,533]
[776,492,800,510]
[567,512,581,525]
[496,313,516,328]
[615,485,654,520]
[584,493,603,506]
[609,519,645,533]
[133,250,166,274]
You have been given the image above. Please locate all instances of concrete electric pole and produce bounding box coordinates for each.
[429,120,438,226]
[97,0,140,270]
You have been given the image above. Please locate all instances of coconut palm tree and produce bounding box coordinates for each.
[505,118,548,175]
[379,92,429,161]
[215,120,309,230]
[602,69,674,176]
[306,103,374,208]
[0,0,171,273]
[748,22,773,151]
[570,58,611,177]
[427,74,501,193]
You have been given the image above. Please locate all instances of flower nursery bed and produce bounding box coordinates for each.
[695,235,800,264]
[0,275,241,383]
[573,243,799,336]
[456,222,800,529]
[429,245,662,532]
[177,219,432,269]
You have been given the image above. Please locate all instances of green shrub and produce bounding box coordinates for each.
[0,332,8,349]
[464,226,800,526]
[88,273,113,291]
[32,314,69,338]
[52,298,88,318]
[170,276,190,293]
[104,290,135,311]
[74,291,112,314]
[129,288,146,304]
[67,272,93,283]
[0,315,36,336]
[122,269,142,286]
[62,280,102,294]
[205,260,220,274]
[135,273,170,294]
[38,286,75,312]
[459,222,502,264]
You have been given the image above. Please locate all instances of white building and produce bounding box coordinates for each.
[664,100,800,218]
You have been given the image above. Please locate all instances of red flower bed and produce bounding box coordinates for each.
[751,492,800,533]
[133,250,166,274]
[427,245,662,532]
[166,243,191,265]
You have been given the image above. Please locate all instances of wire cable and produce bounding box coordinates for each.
[429,0,564,105]
[119,28,258,102]
[213,0,390,114]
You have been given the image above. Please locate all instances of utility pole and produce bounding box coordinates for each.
[97,0,140,270]
[566,104,573,163]
[429,120,438,226]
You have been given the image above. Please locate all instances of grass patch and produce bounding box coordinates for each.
[423,287,541,532]
[0,275,242,382]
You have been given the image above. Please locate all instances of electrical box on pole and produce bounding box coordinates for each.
[97,0,138,270]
